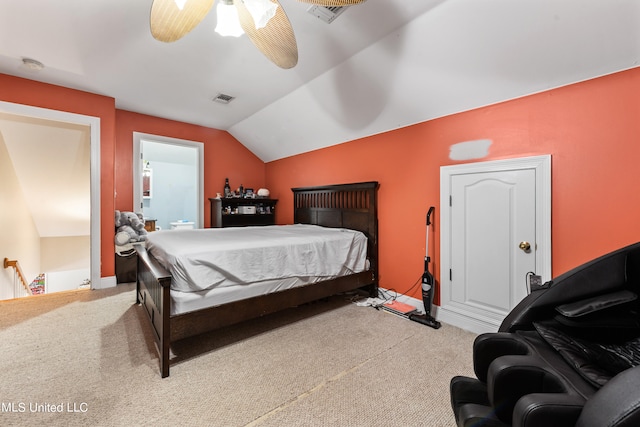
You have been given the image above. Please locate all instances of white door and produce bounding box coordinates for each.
[133,133,204,230]
[440,155,551,333]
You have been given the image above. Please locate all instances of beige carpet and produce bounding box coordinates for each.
[0,284,476,426]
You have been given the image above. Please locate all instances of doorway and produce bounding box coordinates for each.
[133,133,204,230]
[0,101,100,298]
[439,155,551,333]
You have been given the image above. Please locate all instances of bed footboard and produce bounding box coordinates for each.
[136,245,172,378]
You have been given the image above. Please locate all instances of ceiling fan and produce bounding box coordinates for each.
[150,0,368,69]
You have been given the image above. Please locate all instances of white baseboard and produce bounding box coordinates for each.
[436,305,499,335]
[388,291,424,312]
[379,288,500,334]
[95,276,117,290]
[378,288,442,319]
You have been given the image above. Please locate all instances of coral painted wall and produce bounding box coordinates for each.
[265,67,640,304]
[4,66,640,293]
[115,110,266,227]
[0,74,117,278]
[0,75,265,280]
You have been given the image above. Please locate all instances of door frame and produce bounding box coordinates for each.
[0,101,101,290]
[133,132,204,229]
[439,154,552,333]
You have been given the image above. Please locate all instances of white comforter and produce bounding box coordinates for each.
[146,224,368,293]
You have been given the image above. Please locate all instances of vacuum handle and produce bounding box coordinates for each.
[426,206,435,226]
[425,206,435,260]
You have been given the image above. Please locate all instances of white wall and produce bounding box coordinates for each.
[1,122,91,299]
[0,133,41,299]
[40,236,90,272]
[141,140,198,231]
[46,269,90,293]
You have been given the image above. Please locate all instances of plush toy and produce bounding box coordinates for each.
[115,230,131,246]
[124,211,145,232]
[114,210,122,228]
[114,210,148,245]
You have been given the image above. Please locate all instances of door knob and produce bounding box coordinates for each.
[519,241,531,252]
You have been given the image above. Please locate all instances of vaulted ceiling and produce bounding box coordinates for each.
[0,0,638,165]
[0,113,91,237]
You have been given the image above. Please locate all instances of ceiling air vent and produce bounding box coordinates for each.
[307,5,348,24]
[213,93,235,104]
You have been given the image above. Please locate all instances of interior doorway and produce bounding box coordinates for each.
[0,101,100,298]
[133,133,204,230]
[439,155,551,334]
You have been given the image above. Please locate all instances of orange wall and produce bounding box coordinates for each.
[5,67,640,292]
[115,110,266,227]
[0,74,117,278]
[1,75,265,279]
[265,67,640,304]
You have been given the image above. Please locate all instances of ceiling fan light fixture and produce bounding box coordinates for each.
[173,0,188,10]
[243,0,278,29]
[150,0,215,42]
[215,0,244,37]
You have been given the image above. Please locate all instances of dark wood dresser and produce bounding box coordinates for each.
[209,197,278,227]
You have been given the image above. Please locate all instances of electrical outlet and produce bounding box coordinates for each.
[529,274,544,292]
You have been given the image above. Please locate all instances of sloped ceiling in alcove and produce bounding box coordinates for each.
[0,113,90,237]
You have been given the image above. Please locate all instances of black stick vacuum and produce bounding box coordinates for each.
[409,206,442,329]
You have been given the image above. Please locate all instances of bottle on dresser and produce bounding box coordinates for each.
[224,178,231,198]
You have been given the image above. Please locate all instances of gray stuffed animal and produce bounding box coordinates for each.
[114,210,148,245]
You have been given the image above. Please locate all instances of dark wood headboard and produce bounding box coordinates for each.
[292,181,379,283]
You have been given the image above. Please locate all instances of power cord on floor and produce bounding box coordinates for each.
[348,275,423,311]
[369,276,423,310]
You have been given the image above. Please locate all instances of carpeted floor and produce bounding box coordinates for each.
[0,284,476,426]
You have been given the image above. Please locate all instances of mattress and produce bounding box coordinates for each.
[146,224,368,294]
[170,276,327,315]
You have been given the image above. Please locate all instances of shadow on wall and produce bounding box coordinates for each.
[305,1,445,131]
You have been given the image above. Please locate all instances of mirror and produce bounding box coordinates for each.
[143,168,152,199]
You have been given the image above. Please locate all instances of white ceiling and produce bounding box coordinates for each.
[0,0,638,163]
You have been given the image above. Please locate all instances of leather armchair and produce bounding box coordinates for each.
[450,242,640,427]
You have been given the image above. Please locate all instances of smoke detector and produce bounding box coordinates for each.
[307,5,348,24]
[213,93,235,104]
[22,57,45,71]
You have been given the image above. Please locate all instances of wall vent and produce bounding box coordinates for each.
[307,5,348,24]
[213,93,235,104]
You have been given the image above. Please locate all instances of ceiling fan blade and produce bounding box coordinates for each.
[150,0,215,42]
[294,0,367,6]
[236,0,298,69]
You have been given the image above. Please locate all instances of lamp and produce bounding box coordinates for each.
[215,0,244,37]
[244,0,278,29]
[215,0,278,37]
[174,0,188,10]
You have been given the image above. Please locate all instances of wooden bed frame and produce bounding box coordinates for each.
[136,181,379,377]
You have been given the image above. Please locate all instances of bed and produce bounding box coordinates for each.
[135,181,379,377]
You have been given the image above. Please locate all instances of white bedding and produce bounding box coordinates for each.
[146,224,368,293]
[170,276,324,315]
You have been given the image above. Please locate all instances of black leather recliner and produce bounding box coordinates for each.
[450,242,640,427]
